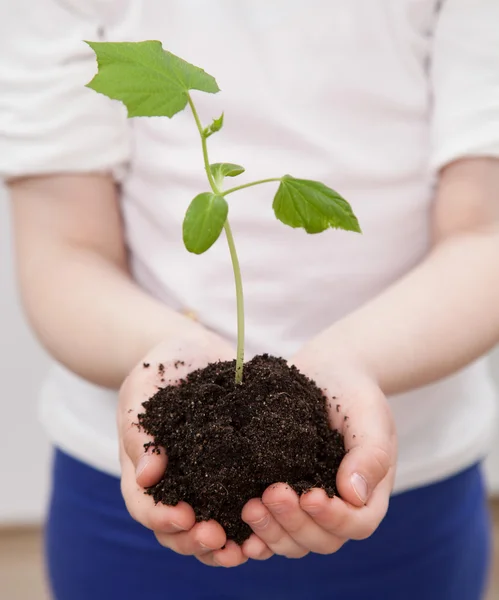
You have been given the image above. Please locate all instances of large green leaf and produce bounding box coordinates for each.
[85,40,219,118]
[183,193,228,254]
[273,175,361,234]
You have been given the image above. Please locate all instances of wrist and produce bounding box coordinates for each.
[292,329,379,394]
[139,311,209,358]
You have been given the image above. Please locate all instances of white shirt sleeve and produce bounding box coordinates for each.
[430,0,499,171]
[0,0,138,181]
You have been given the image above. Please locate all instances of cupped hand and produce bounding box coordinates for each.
[118,327,253,567]
[241,343,397,560]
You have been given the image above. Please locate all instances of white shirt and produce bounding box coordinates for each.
[1,0,499,492]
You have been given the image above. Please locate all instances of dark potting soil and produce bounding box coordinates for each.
[137,354,345,545]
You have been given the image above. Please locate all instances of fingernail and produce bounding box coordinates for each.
[169,522,187,532]
[250,514,270,529]
[303,505,320,516]
[135,455,150,479]
[351,473,368,504]
[265,502,285,515]
[199,542,217,550]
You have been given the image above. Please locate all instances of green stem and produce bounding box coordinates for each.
[187,94,219,193]
[223,178,281,196]
[223,220,245,383]
[187,93,245,383]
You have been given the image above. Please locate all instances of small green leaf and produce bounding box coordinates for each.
[85,40,219,118]
[210,113,224,133]
[203,113,225,138]
[210,163,245,188]
[183,193,228,254]
[273,175,361,234]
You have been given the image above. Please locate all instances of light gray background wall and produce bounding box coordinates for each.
[1,184,499,525]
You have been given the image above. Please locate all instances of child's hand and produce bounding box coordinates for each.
[241,343,397,560]
[118,329,254,567]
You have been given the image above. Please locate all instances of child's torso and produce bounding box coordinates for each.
[41,0,498,492]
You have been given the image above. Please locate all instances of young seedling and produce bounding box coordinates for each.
[85,41,361,384]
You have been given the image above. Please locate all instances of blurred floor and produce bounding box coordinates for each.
[1,502,499,600]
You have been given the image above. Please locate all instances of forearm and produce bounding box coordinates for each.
[22,245,201,389]
[9,173,203,389]
[315,159,499,396]
[324,229,499,396]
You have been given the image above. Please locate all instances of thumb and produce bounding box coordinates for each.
[337,444,392,507]
[118,368,168,489]
[335,390,395,507]
[120,419,168,488]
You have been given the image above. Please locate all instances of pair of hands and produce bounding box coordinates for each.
[118,329,396,567]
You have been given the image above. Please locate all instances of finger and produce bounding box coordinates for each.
[155,520,226,556]
[211,541,249,567]
[195,553,220,567]
[120,451,196,533]
[118,369,169,487]
[301,469,393,540]
[262,484,344,554]
[335,387,395,507]
[241,534,274,561]
[195,543,249,569]
[242,497,308,559]
[121,427,168,488]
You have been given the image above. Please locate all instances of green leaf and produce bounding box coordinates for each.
[273,175,361,234]
[204,113,225,138]
[210,162,245,188]
[183,193,228,254]
[210,113,224,133]
[85,40,220,118]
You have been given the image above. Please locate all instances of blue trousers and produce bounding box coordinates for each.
[46,449,492,600]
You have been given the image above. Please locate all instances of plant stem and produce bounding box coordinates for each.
[187,93,245,383]
[223,178,281,196]
[223,220,245,383]
[187,95,219,193]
